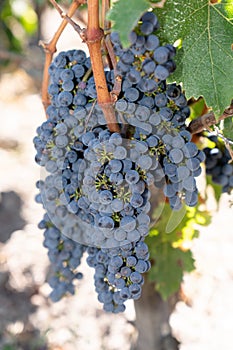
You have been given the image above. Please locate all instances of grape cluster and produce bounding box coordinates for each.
[34,98,153,310]
[47,49,114,112]
[86,240,151,313]
[110,11,176,95]
[34,10,205,312]
[34,106,153,247]
[114,86,204,209]
[37,196,86,302]
[203,134,233,193]
[37,165,151,312]
[108,11,205,208]
[34,50,115,167]
[78,128,152,246]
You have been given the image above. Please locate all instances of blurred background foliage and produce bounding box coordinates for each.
[0,0,74,73]
[1,0,40,54]
[0,0,86,96]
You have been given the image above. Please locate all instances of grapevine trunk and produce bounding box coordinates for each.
[132,277,179,350]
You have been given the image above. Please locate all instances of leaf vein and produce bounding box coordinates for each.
[211,3,233,25]
[180,28,208,62]
[211,37,233,61]
[185,3,207,19]
[208,3,220,112]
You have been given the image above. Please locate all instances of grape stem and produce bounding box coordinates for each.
[101,0,111,30]
[49,0,84,36]
[84,0,120,133]
[48,0,120,132]
[188,101,233,134]
[40,0,86,113]
[104,35,122,101]
[104,35,117,69]
[101,0,115,73]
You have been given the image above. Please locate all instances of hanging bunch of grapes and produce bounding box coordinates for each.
[33,0,233,313]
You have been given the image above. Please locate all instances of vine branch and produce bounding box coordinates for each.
[45,0,119,132]
[49,0,84,36]
[104,35,122,101]
[84,0,119,132]
[102,0,111,30]
[188,101,233,134]
[39,0,85,112]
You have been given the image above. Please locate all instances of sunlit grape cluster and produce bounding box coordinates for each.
[34,11,205,312]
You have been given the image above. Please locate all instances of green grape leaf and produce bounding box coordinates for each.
[189,98,206,120]
[148,243,195,299]
[224,116,233,140]
[146,201,211,299]
[148,202,210,246]
[156,0,233,118]
[149,203,190,243]
[107,0,150,46]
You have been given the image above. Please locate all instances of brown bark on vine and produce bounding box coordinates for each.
[188,102,233,134]
[132,277,179,350]
[84,0,119,133]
